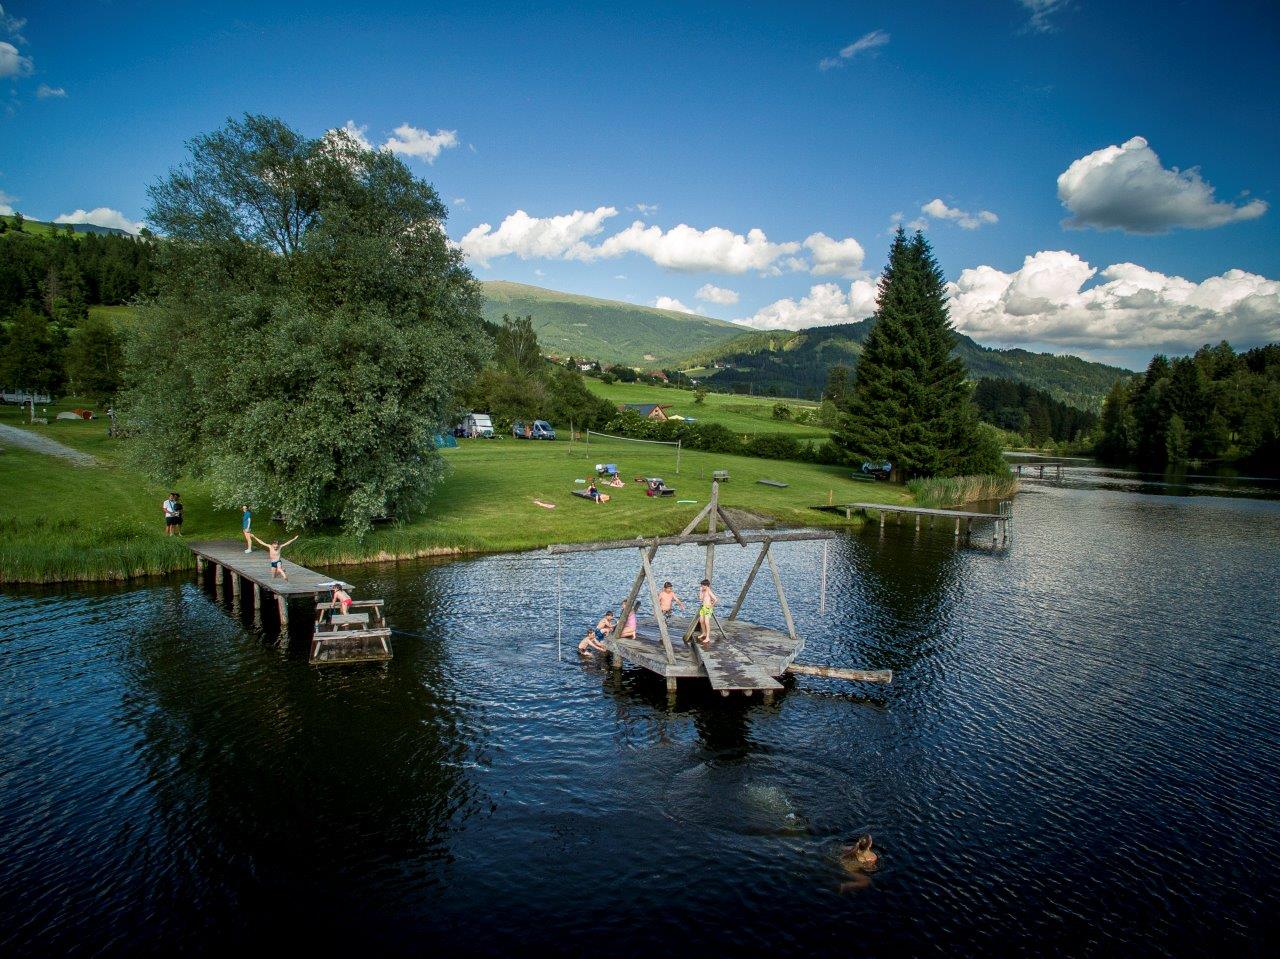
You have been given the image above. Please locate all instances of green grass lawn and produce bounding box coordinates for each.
[0,412,908,583]
[585,380,831,440]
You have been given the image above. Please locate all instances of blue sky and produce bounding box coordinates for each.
[2,0,1278,367]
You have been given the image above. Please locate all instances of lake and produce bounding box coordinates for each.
[2,464,1279,956]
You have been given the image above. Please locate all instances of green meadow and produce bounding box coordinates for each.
[0,401,906,583]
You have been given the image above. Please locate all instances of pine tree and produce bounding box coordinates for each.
[835,229,1002,477]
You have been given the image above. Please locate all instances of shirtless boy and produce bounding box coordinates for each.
[695,579,718,646]
[658,582,685,620]
[251,533,300,580]
[579,611,616,655]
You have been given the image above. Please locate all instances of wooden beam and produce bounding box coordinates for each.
[705,481,718,583]
[715,503,746,547]
[786,663,892,684]
[610,542,658,647]
[679,501,714,537]
[546,529,836,555]
[639,545,676,665]
[765,547,797,642]
[728,538,771,621]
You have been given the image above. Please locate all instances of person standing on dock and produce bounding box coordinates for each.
[162,493,179,536]
[695,579,718,647]
[658,582,685,621]
[251,533,300,580]
[241,505,253,553]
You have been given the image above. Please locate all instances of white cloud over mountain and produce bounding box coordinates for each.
[737,281,879,330]
[920,198,998,230]
[1057,136,1267,234]
[456,206,865,276]
[695,283,739,305]
[458,207,618,268]
[54,207,145,234]
[653,296,700,314]
[948,251,1280,352]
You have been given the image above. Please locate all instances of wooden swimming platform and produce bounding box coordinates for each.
[186,540,392,664]
[811,501,1011,545]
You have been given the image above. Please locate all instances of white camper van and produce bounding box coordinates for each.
[461,413,495,438]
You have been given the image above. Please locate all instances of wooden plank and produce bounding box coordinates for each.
[639,547,676,665]
[728,538,771,621]
[679,501,714,536]
[786,663,892,684]
[610,542,657,646]
[693,640,782,692]
[715,503,747,547]
[546,529,836,555]
[705,481,718,582]
[811,503,1003,520]
[765,548,798,642]
[756,479,788,488]
[327,613,369,626]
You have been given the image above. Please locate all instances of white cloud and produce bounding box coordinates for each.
[819,29,889,70]
[533,268,546,277]
[35,83,65,99]
[948,250,1280,352]
[695,283,740,305]
[451,197,467,208]
[0,40,31,78]
[457,206,618,268]
[737,281,879,331]
[593,220,800,274]
[54,207,145,234]
[1058,136,1267,234]
[0,4,25,42]
[0,189,16,216]
[630,203,658,217]
[804,232,866,276]
[653,296,699,314]
[381,124,459,163]
[1019,0,1070,33]
[906,217,929,232]
[920,197,999,230]
[334,120,373,151]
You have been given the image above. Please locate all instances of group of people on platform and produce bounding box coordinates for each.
[579,578,719,655]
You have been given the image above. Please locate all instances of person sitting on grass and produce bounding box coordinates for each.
[606,473,626,488]
[579,611,616,655]
[586,479,605,503]
[251,533,300,580]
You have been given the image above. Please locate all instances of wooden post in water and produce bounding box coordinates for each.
[965,518,972,542]
[954,517,961,538]
[231,573,241,602]
[276,594,289,629]
[214,563,224,600]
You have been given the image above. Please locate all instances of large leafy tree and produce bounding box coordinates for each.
[834,229,1003,477]
[122,115,490,534]
[0,306,66,396]
[65,312,123,404]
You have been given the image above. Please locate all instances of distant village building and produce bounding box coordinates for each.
[646,370,669,382]
[619,403,672,421]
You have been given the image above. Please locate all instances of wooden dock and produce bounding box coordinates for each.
[186,540,391,664]
[610,616,795,694]
[812,501,1011,545]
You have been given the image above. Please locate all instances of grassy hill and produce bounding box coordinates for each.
[585,380,830,439]
[480,280,742,367]
[685,321,1130,410]
[0,214,131,237]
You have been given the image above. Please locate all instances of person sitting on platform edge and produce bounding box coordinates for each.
[621,602,640,639]
[251,533,301,580]
[579,611,616,655]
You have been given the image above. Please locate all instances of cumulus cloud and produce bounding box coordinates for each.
[381,124,459,163]
[0,189,16,216]
[819,29,889,70]
[695,283,740,305]
[920,197,998,230]
[35,83,65,98]
[54,207,145,234]
[333,120,373,151]
[593,220,800,274]
[457,206,618,268]
[948,250,1280,352]
[804,232,866,276]
[653,295,699,314]
[737,280,880,331]
[0,39,31,77]
[1018,0,1070,33]
[1058,136,1267,234]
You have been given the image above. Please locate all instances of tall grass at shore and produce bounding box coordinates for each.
[906,473,1020,509]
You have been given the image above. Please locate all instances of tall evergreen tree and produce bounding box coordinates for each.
[834,229,1002,477]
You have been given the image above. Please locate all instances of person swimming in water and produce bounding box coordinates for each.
[838,834,879,893]
[579,611,615,656]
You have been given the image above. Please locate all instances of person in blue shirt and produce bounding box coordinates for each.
[242,505,253,553]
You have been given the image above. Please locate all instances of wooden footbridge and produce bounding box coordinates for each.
[549,482,891,700]
[811,501,1012,546]
[187,541,391,665]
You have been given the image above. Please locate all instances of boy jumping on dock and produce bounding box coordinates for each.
[251,533,300,580]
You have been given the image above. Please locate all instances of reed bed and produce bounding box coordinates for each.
[906,473,1020,509]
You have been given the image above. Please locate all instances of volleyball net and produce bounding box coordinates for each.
[583,430,681,473]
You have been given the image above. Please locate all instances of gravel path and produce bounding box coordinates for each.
[0,422,100,466]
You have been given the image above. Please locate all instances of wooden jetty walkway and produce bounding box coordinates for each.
[186,541,391,664]
[811,501,1011,545]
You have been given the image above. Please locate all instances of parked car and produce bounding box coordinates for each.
[460,413,495,438]
[512,419,556,440]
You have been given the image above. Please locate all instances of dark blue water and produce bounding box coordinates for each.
[2,471,1279,956]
